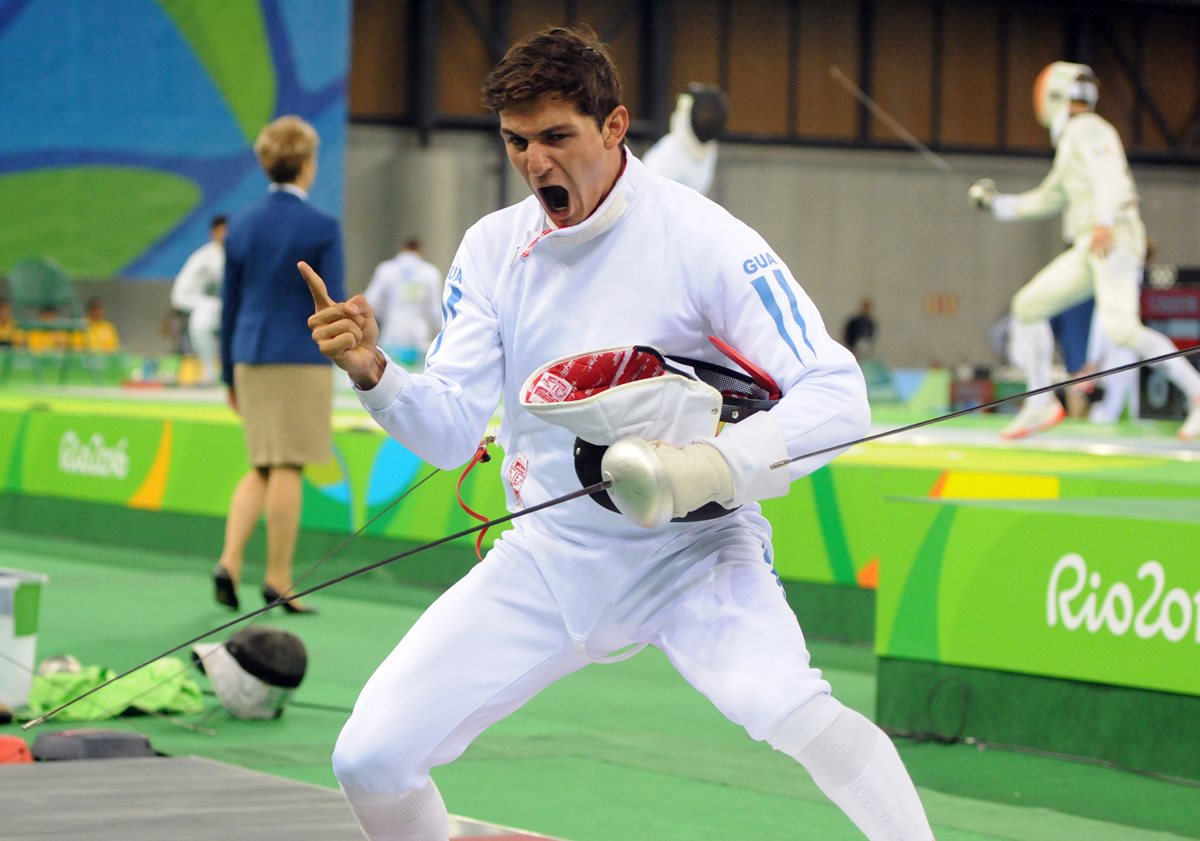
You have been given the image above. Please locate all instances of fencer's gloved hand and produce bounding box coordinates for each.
[968,178,998,210]
[600,436,735,529]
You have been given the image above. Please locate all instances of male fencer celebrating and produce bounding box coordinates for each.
[970,61,1200,440]
[304,25,934,841]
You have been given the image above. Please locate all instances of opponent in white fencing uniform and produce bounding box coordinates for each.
[305,26,933,841]
[363,240,443,368]
[969,61,1200,440]
[642,83,728,196]
[171,214,227,385]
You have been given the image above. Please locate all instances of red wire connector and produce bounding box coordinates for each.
[455,434,495,561]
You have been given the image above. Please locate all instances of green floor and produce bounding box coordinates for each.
[2,530,1198,841]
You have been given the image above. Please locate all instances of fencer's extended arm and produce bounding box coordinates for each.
[987,157,1069,222]
[355,353,502,470]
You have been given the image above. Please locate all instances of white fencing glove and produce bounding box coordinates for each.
[600,436,735,529]
[968,178,997,210]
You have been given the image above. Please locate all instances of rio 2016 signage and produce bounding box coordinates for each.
[1049,554,1200,645]
[57,431,131,481]
[5,408,508,547]
[878,497,1200,698]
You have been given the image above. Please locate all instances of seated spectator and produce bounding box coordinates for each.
[0,297,23,347]
[25,306,69,352]
[84,298,120,352]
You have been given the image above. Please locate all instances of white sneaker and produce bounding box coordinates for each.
[1180,399,1200,441]
[1000,400,1066,440]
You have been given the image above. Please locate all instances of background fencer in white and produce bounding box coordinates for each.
[362,239,443,366]
[171,214,227,385]
[304,25,933,841]
[969,61,1200,440]
[641,83,728,196]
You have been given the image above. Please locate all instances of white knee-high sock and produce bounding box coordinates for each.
[1133,326,1200,402]
[769,696,933,841]
[340,779,449,841]
[1009,318,1056,407]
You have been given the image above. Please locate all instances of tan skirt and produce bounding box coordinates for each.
[234,363,333,467]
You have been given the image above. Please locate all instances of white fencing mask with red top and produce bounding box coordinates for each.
[520,341,777,521]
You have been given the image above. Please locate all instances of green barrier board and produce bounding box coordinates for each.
[2,392,1198,693]
[876,496,1200,697]
[0,405,510,551]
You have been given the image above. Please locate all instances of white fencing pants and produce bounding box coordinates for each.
[187,298,221,384]
[1011,239,1200,404]
[332,524,838,838]
[1086,314,1140,423]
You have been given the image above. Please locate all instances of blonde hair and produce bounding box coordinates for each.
[254,115,319,184]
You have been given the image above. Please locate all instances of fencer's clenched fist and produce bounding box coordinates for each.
[600,436,735,529]
[299,261,385,389]
[968,178,997,210]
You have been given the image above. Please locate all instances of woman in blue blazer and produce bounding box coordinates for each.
[213,115,345,614]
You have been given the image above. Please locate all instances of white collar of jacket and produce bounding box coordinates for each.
[519,148,642,257]
[269,182,309,200]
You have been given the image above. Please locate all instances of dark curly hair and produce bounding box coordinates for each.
[482,25,623,127]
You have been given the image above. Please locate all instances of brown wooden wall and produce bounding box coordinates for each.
[349,0,1200,160]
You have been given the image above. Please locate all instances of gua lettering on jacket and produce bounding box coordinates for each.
[742,252,779,275]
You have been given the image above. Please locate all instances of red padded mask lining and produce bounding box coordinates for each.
[524,347,667,404]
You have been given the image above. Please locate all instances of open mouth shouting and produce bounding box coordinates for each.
[538,185,571,225]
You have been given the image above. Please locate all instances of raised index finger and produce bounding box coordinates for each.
[298,261,336,311]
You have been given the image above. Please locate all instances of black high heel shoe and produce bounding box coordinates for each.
[263,584,318,615]
[213,566,239,610]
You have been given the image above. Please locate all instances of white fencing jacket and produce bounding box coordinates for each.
[171,240,224,326]
[642,105,718,196]
[363,250,444,350]
[355,151,867,630]
[993,112,1142,250]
